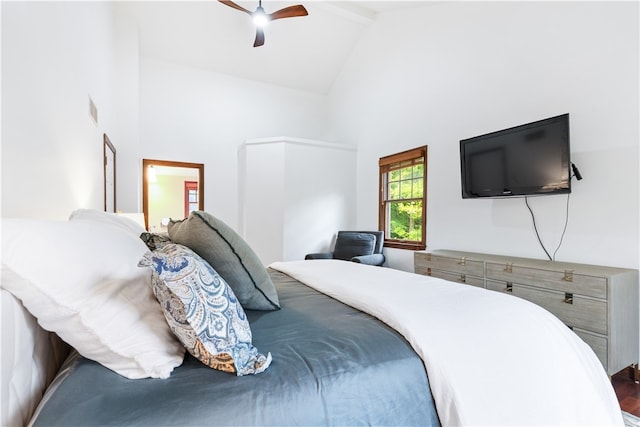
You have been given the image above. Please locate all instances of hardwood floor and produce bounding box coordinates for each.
[613,367,640,416]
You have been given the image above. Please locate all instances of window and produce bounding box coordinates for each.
[378,146,427,250]
[184,181,199,217]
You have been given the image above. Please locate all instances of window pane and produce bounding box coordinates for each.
[413,163,424,178]
[400,166,412,180]
[390,169,401,181]
[388,200,423,241]
[413,178,423,197]
[400,180,412,199]
[389,182,399,199]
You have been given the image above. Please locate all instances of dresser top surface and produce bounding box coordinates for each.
[419,249,638,276]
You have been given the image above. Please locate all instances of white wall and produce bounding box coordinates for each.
[328,1,639,271]
[138,58,330,229]
[1,1,329,222]
[1,2,118,219]
[282,141,357,261]
[240,138,357,265]
[3,2,638,273]
[110,14,141,213]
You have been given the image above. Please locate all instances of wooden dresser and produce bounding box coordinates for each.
[414,249,639,376]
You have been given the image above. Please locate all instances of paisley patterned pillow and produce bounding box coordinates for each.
[139,244,271,376]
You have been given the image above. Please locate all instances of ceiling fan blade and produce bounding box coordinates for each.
[218,0,252,15]
[268,4,308,21]
[253,27,265,47]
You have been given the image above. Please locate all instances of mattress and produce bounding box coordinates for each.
[29,269,440,426]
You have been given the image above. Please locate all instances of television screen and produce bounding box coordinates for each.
[460,114,571,198]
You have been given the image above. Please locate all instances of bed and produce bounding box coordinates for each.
[0,210,624,427]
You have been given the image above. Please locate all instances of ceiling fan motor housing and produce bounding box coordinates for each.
[218,0,308,47]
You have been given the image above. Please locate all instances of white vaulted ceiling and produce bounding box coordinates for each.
[114,1,429,94]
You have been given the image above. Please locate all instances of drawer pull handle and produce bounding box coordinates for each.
[506,283,513,293]
[426,267,432,276]
[563,270,574,282]
[426,253,432,262]
[458,274,466,283]
[504,262,513,273]
[564,293,574,304]
[458,257,466,266]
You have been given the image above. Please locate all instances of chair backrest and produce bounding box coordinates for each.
[335,231,384,259]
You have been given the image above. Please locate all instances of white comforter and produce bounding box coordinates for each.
[269,260,623,427]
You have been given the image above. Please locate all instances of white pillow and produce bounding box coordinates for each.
[0,218,185,379]
[68,208,146,235]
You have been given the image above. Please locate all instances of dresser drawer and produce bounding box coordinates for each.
[485,262,607,299]
[573,328,608,369]
[429,270,485,288]
[424,254,484,278]
[415,265,429,276]
[486,280,607,335]
[414,252,428,274]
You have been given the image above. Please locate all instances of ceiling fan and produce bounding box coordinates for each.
[218,0,308,47]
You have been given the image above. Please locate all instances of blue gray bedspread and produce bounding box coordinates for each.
[30,269,440,426]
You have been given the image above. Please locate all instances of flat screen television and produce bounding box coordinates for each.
[460,113,571,199]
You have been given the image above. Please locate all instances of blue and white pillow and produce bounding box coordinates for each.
[139,243,271,376]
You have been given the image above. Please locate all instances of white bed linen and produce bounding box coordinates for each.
[1,289,69,427]
[270,260,623,427]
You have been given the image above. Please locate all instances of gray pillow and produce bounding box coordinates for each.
[333,232,376,261]
[167,211,280,311]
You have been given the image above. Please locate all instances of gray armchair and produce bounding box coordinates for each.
[305,231,385,266]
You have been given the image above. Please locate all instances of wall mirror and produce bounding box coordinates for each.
[142,159,204,232]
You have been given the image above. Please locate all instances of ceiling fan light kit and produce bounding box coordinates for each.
[218,0,308,47]
[252,6,269,27]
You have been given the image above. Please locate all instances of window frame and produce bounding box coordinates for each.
[378,146,428,251]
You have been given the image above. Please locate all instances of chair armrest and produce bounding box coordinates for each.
[305,252,334,260]
[350,254,385,266]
